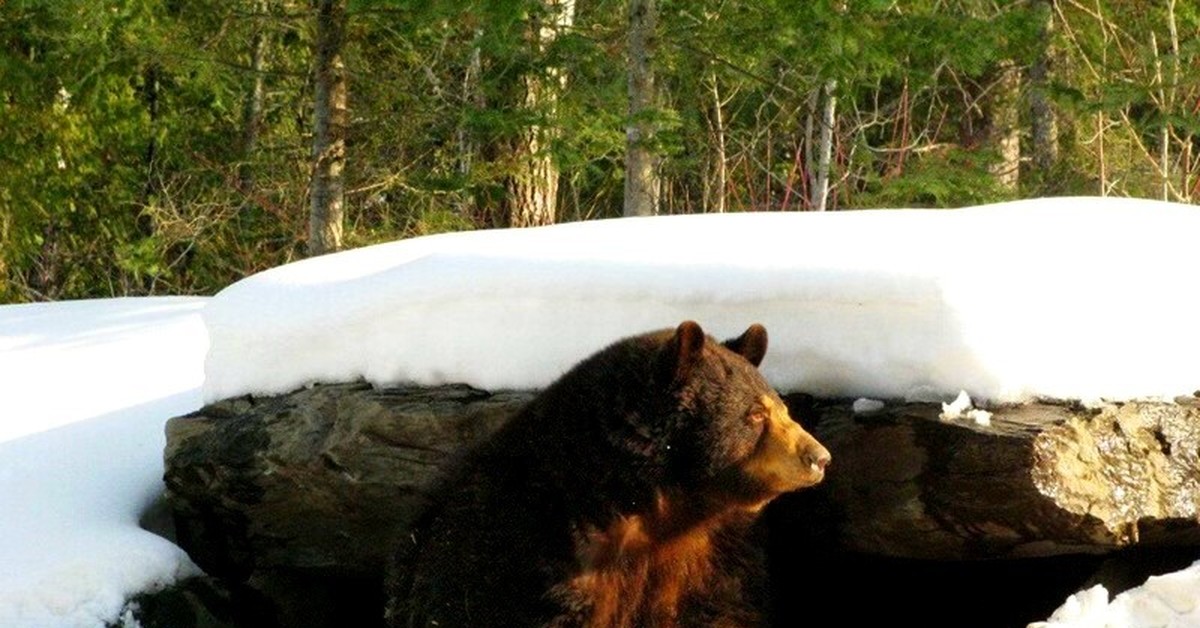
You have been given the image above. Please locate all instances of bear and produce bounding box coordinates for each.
[386,321,830,627]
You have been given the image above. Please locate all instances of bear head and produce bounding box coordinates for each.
[643,320,831,514]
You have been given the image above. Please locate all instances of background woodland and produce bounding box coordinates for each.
[1,0,1197,302]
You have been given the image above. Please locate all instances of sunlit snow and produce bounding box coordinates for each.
[0,298,207,628]
[203,196,1200,405]
[939,390,993,426]
[1032,561,1200,628]
[4,197,1200,627]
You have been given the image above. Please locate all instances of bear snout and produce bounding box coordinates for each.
[741,396,832,493]
[772,420,830,489]
[802,442,832,477]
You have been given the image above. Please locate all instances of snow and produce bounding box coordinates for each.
[4,196,1200,627]
[202,196,1200,405]
[941,390,975,417]
[1034,585,1112,627]
[852,398,886,414]
[1031,560,1200,628]
[939,390,993,426]
[0,298,207,628]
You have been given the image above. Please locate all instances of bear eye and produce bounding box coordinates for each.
[747,409,768,424]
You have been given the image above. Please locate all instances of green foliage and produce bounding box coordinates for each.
[1,0,1195,302]
[857,147,1012,208]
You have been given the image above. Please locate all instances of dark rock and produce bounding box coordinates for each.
[164,382,531,580]
[163,384,1200,627]
[167,387,1200,577]
[779,398,1200,559]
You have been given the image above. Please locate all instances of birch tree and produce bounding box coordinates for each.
[507,0,575,227]
[239,0,270,194]
[624,0,658,217]
[308,0,347,256]
[809,79,837,211]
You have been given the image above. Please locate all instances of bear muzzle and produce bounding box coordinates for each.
[800,437,832,484]
[788,425,831,488]
[743,397,831,494]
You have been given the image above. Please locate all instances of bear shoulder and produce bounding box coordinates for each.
[387,321,829,627]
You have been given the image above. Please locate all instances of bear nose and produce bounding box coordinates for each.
[805,446,831,473]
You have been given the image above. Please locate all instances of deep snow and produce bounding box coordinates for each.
[203,196,1200,405]
[0,298,207,628]
[3,197,1199,627]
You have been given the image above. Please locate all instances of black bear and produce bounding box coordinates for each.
[386,321,830,627]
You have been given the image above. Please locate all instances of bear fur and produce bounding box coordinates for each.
[386,321,830,627]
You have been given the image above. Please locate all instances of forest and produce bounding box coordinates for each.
[1,0,1197,303]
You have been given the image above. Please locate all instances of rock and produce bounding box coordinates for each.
[164,382,532,580]
[166,385,1200,586]
[780,397,1200,559]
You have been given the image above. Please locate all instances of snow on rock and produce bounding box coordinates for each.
[939,390,993,426]
[203,196,1200,404]
[0,298,208,628]
[852,398,886,414]
[941,390,975,418]
[1031,560,1200,628]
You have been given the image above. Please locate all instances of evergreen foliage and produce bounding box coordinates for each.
[1,0,1196,301]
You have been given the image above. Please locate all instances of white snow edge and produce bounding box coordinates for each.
[200,197,1200,405]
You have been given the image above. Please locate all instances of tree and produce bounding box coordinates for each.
[984,59,1021,192]
[309,0,348,256]
[1028,0,1058,175]
[4,0,1199,303]
[624,0,658,217]
[240,0,271,193]
[704,71,729,213]
[809,79,837,211]
[506,0,575,227]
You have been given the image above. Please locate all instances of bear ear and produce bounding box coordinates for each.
[723,323,768,367]
[661,320,707,383]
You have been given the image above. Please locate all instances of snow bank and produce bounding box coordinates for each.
[5,198,1200,627]
[203,197,1200,404]
[0,298,208,628]
[1032,560,1200,627]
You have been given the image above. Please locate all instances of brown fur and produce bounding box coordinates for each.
[569,491,724,628]
[387,322,830,628]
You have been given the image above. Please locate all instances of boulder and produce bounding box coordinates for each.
[782,395,1200,559]
[164,382,531,580]
[165,384,1200,579]
[162,384,1200,627]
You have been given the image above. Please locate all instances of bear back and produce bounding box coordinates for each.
[387,321,829,628]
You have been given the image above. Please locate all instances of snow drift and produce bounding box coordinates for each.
[203,197,1200,404]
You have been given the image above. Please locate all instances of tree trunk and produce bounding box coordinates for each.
[1167,0,1181,201]
[986,60,1021,192]
[308,0,347,257]
[809,79,836,211]
[456,31,483,219]
[623,0,658,217]
[1158,1,1180,202]
[1029,0,1058,174]
[708,71,727,213]
[139,63,161,222]
[1097,112,1107,196]
[239,0,269,194]
[507,0,574,228]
